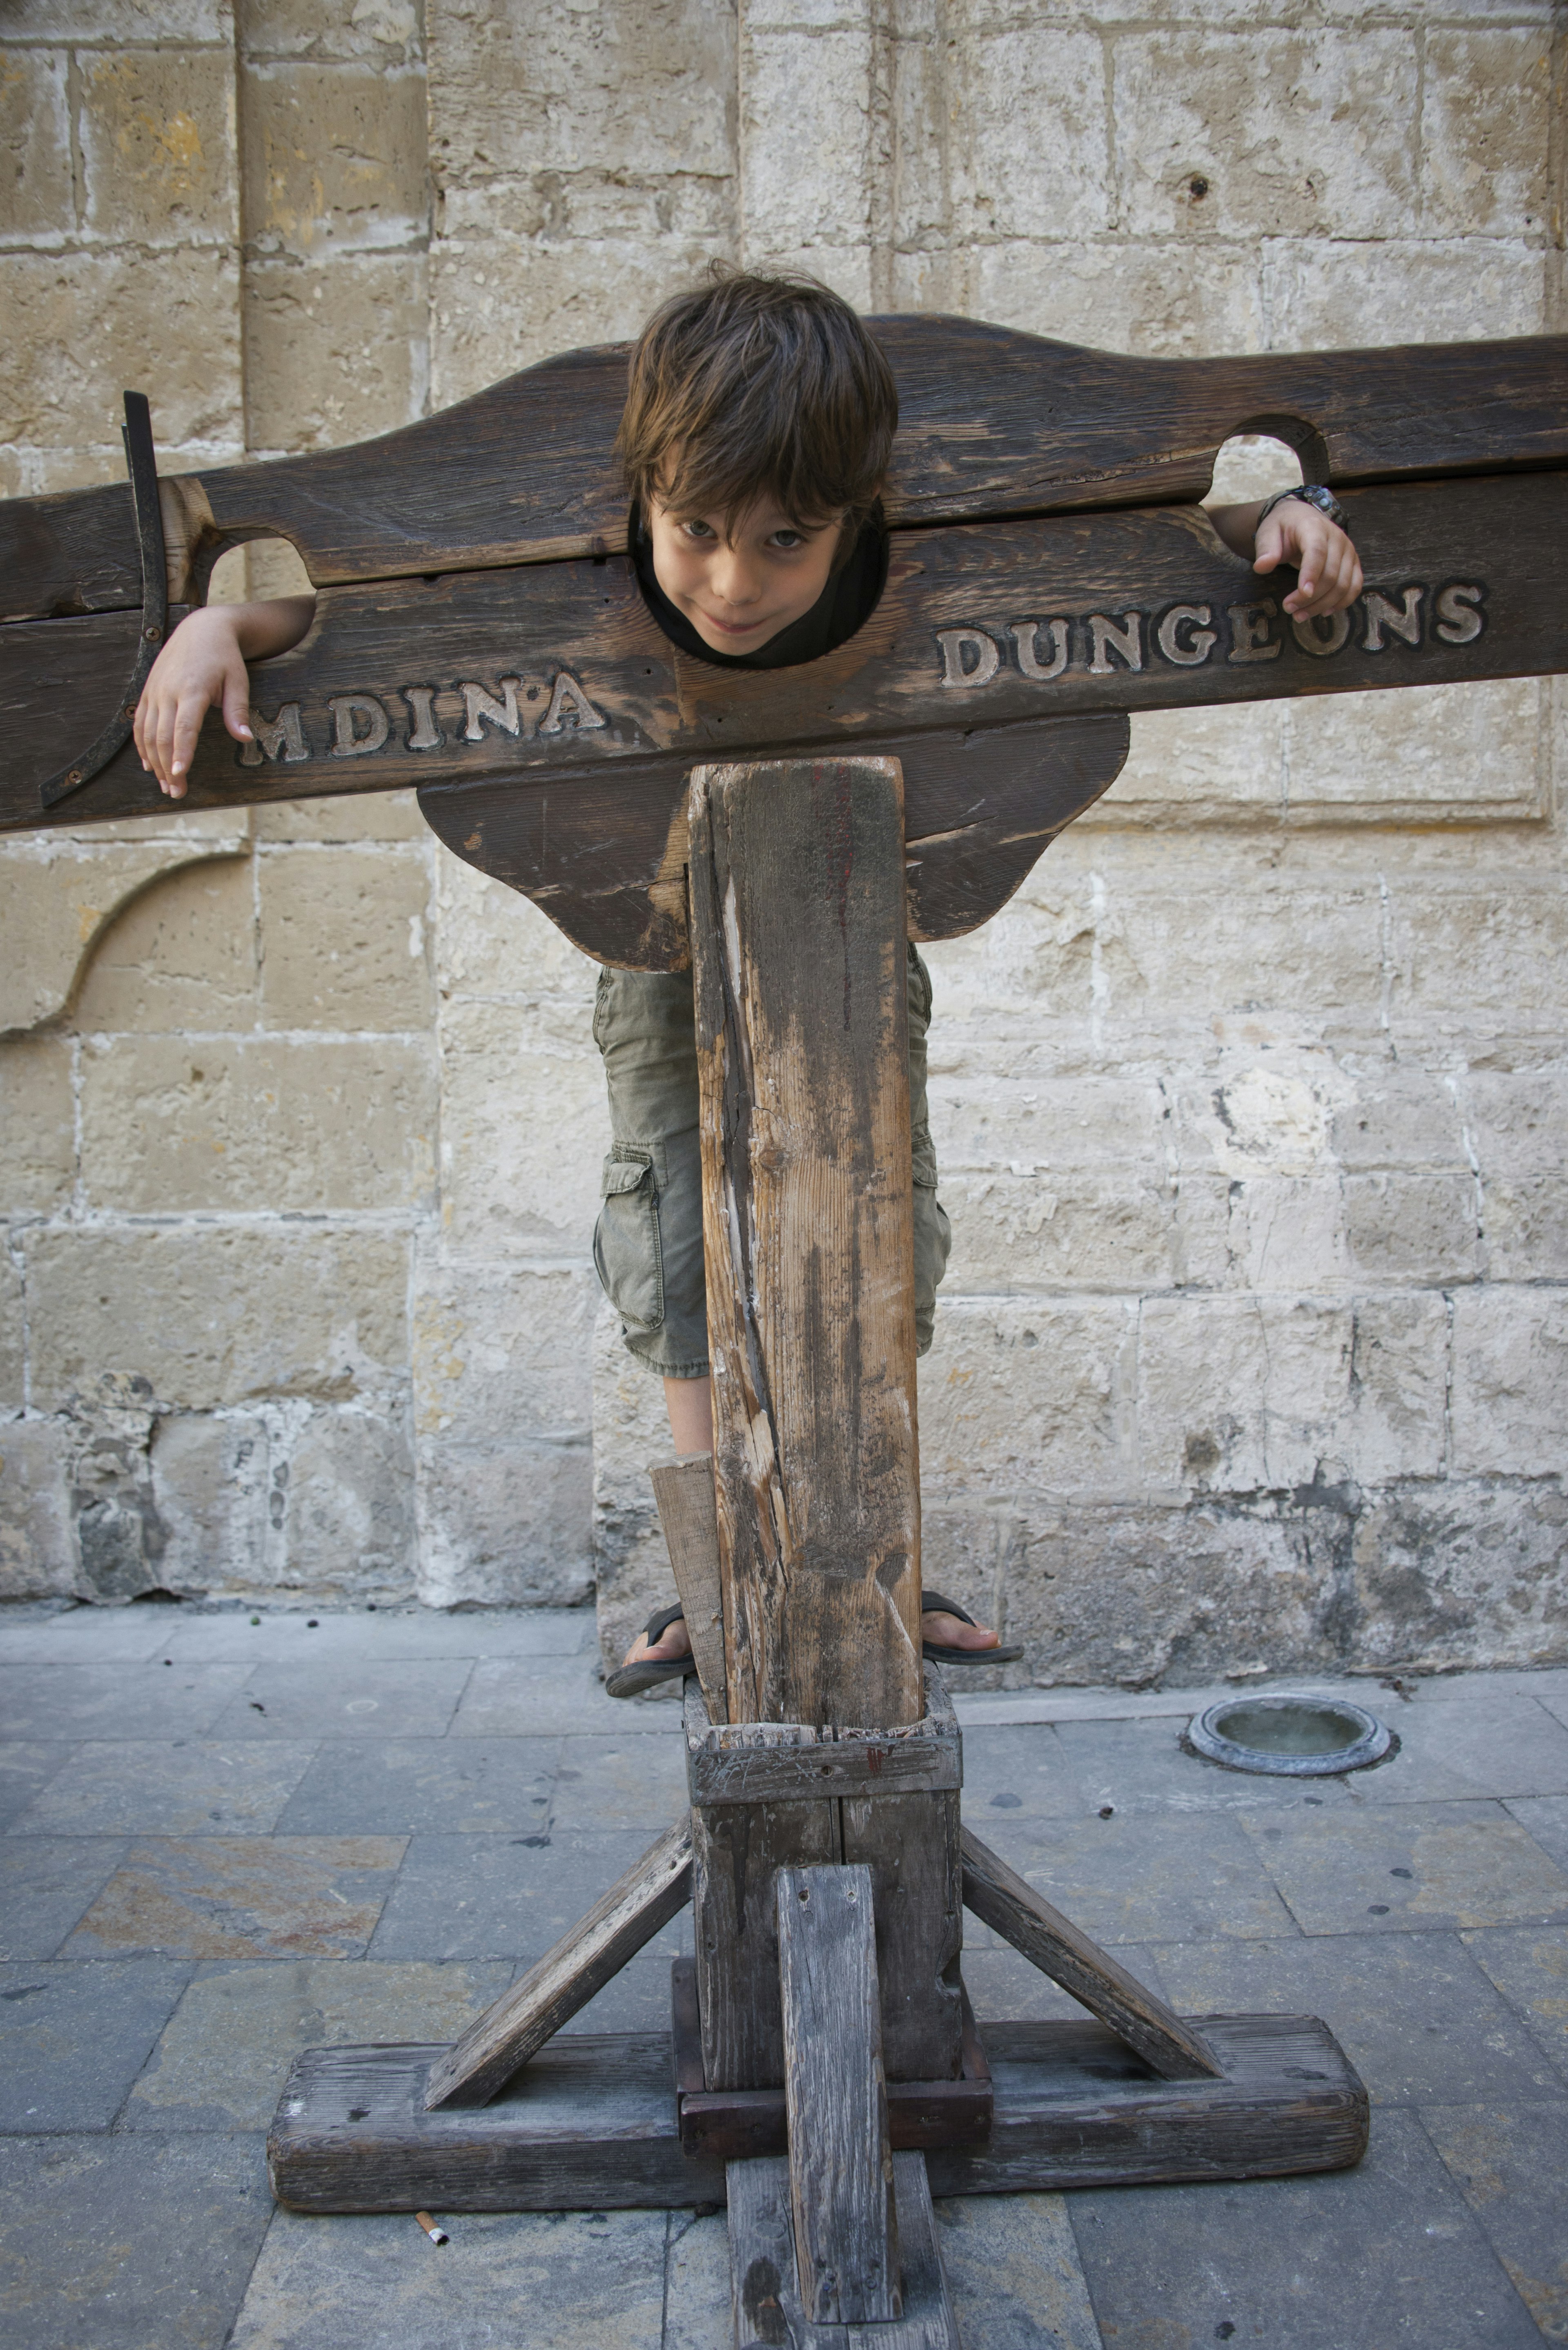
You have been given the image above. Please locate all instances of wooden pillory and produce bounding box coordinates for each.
[4,317,1567,2345]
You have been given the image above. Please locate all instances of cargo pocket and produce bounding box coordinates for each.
[593,1147,665,1334]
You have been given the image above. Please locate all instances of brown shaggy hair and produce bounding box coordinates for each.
[615,265,898,548]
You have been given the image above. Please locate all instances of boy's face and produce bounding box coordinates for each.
[646,476,846,656]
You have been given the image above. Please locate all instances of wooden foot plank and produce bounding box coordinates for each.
[424,1818,691,2109]
[650,1456,728,1722]
[777,1865,898,2325]
[960,1825,1221,2080]
[267,2014,1366,2214]
[728,2154,958,2350]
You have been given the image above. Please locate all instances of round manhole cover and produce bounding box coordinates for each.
[1188,1693,1392,1776]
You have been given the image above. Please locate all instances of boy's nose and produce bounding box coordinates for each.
[710,549,763,606]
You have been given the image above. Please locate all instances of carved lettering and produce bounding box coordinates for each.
[1434,582,1485,645]
[1362,585,1425,651]
[238,702,309,765]
[1086,612,1143,676]
[404,685,444,750]
[1291,610,1352,658]
[936,627,1001,688]
[1155,604,1216,667]
[328,694,390,756]
[1227,599,1281,664]
[461,677,527,741]
[1011,618,1069,681]
[539,669,607,735]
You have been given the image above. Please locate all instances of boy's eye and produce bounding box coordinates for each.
[770,530,804,549]
[682,519,717,542]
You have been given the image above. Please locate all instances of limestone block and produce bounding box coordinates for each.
[0,839,247,1035]
[242,60,428,255]
[73,854,257,1035]
[1351,1480,1568,1672]
[1328,1065,1468,1175]
[275,1402,416,1599]
[57,1372,166,1603]
[1112,29,1417,241]
[1082,703,1284,827]
[591,1295,679,1671]
[150,1410,270,1593]
[434,848,597,999]
[918,1295,1138,1501]
[1482,1178,1568,1284]
[949,238,1265,360]
[439,168,732,250]
[429,0,733,184]
[79,1035,436,1212]
[429,238,724,404]
[742,27,876,251]
[1462,1070,1568,1182]
[1174,1048,1354,1180]
[243,253,428,451]
[933,1070,1165,1174]
[0,48,73,240]
[1204,433,1303,506]
[1105,879,1384,1027]
[1389,883,1568,1021]
[1137,1293,1354,1495]
[1263,238,1545,349]
[1223,1173,1351,1292]
[938,1170,1180,1295]
[919,1503,1006,1644]
[918,885,1097,1030]
[253,789,424,843]
[1451,1287,1568,1479]
[948,29,1108,243]
[25,1225,409,1412]
[21,1,232,36]
[419,1438,593,1610]
[241,0,423,64]
[1281,682,1544,826]
[79,49,238,245]
[0,1414,76,1601]
[1345,1293,1448,1486]
[437,996,606,1254]
[0,1036,74,1214]
[1344,1172,1480,1284]
[413,1260,597,1446]
[258,844,433,1030]
[1000,1498,1327,1688]
[0,251,242,451]
[1421,31,1552,238]
[0,1251,22,1407]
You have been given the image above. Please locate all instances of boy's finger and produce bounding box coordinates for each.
[221,658,254,744]
[171,691,210,779]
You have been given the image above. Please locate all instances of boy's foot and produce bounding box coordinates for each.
[609,1590,1021,1696]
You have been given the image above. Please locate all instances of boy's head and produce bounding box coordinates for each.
[617,267,898,658]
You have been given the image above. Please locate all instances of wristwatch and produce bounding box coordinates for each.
[1256,484,1349,533]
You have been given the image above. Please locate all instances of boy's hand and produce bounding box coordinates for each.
[133,594,315,798]
[1251,499,1363,620]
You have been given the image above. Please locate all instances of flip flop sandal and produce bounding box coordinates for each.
[605,1603,690,1699]
[921,1589,1024,1667]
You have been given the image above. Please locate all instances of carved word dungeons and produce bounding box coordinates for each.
[237,668,604,767]
[935,582,1486,690]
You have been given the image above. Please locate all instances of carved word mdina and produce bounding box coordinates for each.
[935,582,1486,689]
[238,668,605,767]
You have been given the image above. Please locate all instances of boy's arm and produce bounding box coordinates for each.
[134,595,316,798]
[1206,497,1363,619]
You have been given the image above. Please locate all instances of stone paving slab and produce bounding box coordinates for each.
[227,2204,672,2350]
[451,1653,677,1737]
[1067,2107,1544,2350]
[661,2211,733,2350]
[1147,1930,1566,2108]
[368,1827,692,1964]
[0,1835,129,1960]
[11,1740,320,1837]
[0,2131,273,2350]
[1421,2100,1568,2346]
[1241,1799,1568,1935]
[560,1950,693,2035]
[959,1723,1083,1821]
[960,1940,1173,2027]
[0,1608,196,1663]
[550,1734,690,1831]
[936,2192,1104,2350]
[0,1960,191,2131]
[275,1737,558,1837]
[0,1740,74,1829]
[208,1661,475,1742]
[1051,1715,1362,1815]
[124,1958,512,2130]
[1463,1926,1568,2078]
[977,1808,1299,1944]
[63,1837,408,1961]
[1506,1794,1568,1870]
[1347,1699,1568,1806]
[0,1662,251,1741]
[158,1607,597,1664]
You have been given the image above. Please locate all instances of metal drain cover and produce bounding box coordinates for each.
[1188,1693,1392,1776]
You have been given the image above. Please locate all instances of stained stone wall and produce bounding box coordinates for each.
[1,1,1564,1684]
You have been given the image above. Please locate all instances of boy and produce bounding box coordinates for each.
[135,268,1364,1688]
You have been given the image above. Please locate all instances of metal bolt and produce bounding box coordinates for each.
[144,626,161,642]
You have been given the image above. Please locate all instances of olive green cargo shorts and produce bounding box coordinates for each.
[592,945,952,1379]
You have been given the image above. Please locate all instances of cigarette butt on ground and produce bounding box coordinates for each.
[414,2211,449,2244]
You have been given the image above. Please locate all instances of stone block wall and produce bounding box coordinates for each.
[2,0,1564,1681]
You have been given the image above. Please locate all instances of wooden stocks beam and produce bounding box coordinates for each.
[687,758,924,1732]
